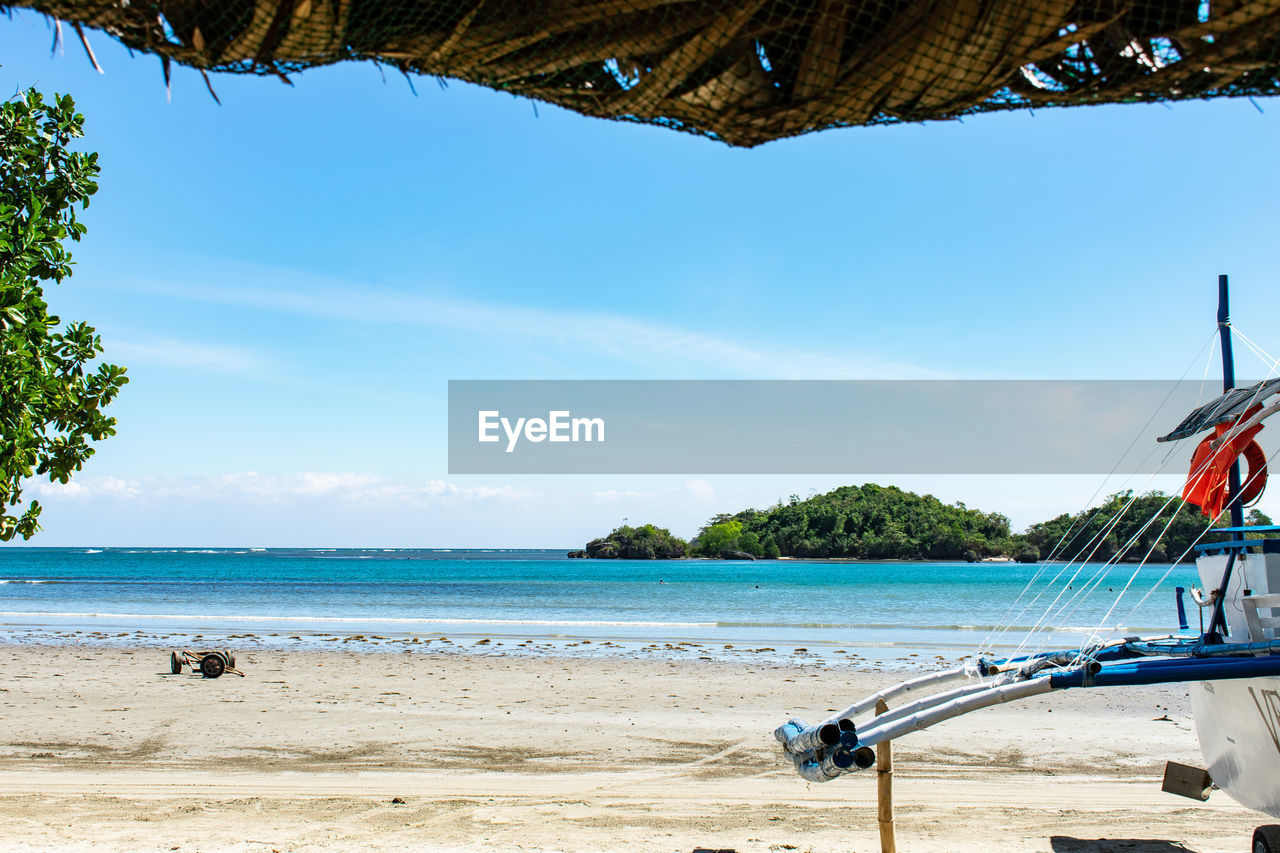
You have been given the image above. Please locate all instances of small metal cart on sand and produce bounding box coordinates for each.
[169,649,243,678]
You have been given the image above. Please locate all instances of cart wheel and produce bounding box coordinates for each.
[170,651,182,674]
[1255,825,1280,853]
[200,653,226,679]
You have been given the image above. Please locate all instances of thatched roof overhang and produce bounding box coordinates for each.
[7,1,1280,146]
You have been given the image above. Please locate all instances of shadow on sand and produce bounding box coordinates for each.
[1050,838,1197,852]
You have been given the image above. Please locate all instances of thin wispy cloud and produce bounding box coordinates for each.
[123,266,941,379]
[591,479,717,505]
[684,479,717,502]
[39,476,142,501]
[104,335,273,375]
[32,473,533,506]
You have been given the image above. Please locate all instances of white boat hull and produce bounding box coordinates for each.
[1193,550,1280,818]
[1192,676,1280,817]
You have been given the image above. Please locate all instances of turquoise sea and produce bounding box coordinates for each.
[0,548,1202,668]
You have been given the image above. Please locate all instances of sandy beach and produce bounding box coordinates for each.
[0,642,1263,852]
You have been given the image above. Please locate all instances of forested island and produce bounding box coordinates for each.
[575,483,1271,562]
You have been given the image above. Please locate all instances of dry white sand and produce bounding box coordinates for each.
[0,643,1264,852]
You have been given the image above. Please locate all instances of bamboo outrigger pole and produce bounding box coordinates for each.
[875,698,896,853]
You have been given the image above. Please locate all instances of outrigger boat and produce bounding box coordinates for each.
[775,275,1280,851]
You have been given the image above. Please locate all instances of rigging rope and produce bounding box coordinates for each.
[982,324,1279,664]
[1084,338,1280,651]
[973,329,1219,660]
[1113,439,1280,641]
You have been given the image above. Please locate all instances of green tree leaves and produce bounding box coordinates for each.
[1,87,126,540]
[693,519,744,556]
[593,483,1257,562]
[585,523,688,559]
[697,484,1014,560]
[1022,491,1221,563]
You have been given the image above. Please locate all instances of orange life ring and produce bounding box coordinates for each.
[1237,438,1269,507]
[1182,410,1268,518]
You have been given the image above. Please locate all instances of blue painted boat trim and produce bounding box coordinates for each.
[1212,525,1280,534]
[1049,654,1280,688]
[1195,538,1267,552]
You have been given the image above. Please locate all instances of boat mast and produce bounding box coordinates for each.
[1217,273,1246,531]
[1207,274,1245,642]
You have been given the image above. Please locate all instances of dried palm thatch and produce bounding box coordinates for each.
[8,0,1280,146]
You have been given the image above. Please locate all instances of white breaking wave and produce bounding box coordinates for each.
[0,611,715,628]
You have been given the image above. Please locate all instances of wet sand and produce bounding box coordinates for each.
[0,643,1262,852]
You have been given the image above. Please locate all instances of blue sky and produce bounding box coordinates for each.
[3,12,1280,546]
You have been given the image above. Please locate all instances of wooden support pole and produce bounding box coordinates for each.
[875,698,897,853]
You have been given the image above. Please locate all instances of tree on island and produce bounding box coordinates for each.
[582,485,1274,562]
[1023,491,1273,563]
[701,484,1015,560]
[0,87,127,540]
[690,518,779,559]
[585,523,688,559]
